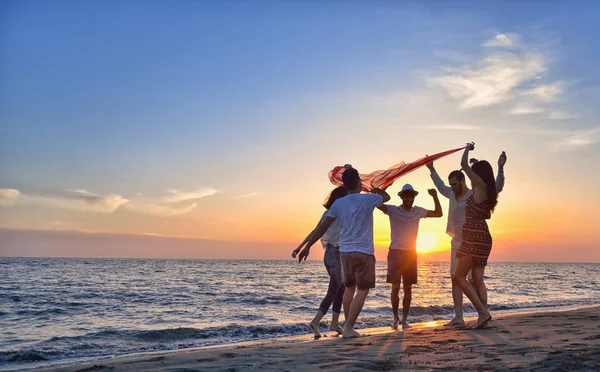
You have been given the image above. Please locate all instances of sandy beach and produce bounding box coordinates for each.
[41,306,600,372]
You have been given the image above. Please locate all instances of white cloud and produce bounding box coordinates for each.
[121,188,218,217]
[550,128,600,151]
[507,103,545,115]
[434,33,575,119]
[482,33,522,49]
[160,188,217,203]
[12,190,129,214]
[68,189,129,213]
[521,82,564,102]
[548,110,579,120]
[0,187,217,217]
[0,189,20,206]
[122,201,198,217]
[434,52,545,109]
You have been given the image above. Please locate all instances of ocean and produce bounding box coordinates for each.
[1,258,599,370]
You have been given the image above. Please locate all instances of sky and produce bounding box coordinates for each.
[1,1,599,261]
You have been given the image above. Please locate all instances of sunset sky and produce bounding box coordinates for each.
[1,1,599,261]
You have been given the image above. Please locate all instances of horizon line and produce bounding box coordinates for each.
[1,256,599,264]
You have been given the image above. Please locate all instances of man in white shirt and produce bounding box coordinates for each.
[378,184,443,329]
[298,166,390,338]
[427,151,506,326]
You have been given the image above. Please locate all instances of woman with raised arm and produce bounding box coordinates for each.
[292,186,348,338]
[454,142,499,329]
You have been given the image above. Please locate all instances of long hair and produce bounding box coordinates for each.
[471,160,498,212]
[323,186,348,209]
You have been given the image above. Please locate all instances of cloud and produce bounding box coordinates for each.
[68,189,129,213]
[434,52,545,109]
[160,188,217,203]
[507,103,545,115]
[122,188,218,217]
[433,33,575,119]
[0,189,20,206]
[481,33,522,49]
[122,201,198,217]
[10,190,129,214]
[550,128,600,152]
[548,110,579,120]
[0,187,217,217]
[521,82,564,102]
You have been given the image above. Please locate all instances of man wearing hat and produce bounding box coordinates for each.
[378,184,443,329]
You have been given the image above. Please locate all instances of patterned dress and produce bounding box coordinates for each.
[457,194,492,265]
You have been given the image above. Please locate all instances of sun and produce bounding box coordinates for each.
[416,232,439,253]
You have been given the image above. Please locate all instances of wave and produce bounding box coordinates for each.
[5,300,599,369]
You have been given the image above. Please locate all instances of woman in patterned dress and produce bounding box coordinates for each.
[454,142,499,329]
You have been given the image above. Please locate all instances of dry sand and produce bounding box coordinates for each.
[44,306,600,371]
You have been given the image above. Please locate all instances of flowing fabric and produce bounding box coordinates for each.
[328,146,466,192]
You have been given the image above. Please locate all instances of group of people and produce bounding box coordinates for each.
[292,143,507,338]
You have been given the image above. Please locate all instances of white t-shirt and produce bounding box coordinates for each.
[326,193,383,255]
[319,209,341,248]
[384,205,428,250]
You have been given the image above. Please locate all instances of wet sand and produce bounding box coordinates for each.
[44,306,600,371]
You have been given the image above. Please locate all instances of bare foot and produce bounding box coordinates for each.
[391,319,399,330]
[471,313,492,329]
[309,322,321,339]
[342,329,361,338]
[330,324,344,334]
[478,320,493,329]
[444,317,465,327]
[402,321,412,329]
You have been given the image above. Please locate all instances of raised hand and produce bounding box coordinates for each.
[428,188,437,197]
[466,142,475,151]
[498,151,507,167]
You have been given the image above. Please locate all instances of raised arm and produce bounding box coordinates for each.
[425,189,443,218]
[297,217,336,262]
[427,161,452,199]
[377,204,389,214]
[461,143,486,189]
[371,188,390,204]
[496,151,506,193]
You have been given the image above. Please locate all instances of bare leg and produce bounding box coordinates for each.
[309,310,324,338]
[401,283,412,329]
[330,311,343,334]
[471,265,488,309]
[343,285,355,322]
[342,288,369,338]
[454,255,490,329]
[390,283,400,329]
[471,264,490,328]
[445,275,466,326]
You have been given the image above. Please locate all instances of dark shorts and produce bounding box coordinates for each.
[340,251,376,290]
[386,249,418,285]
